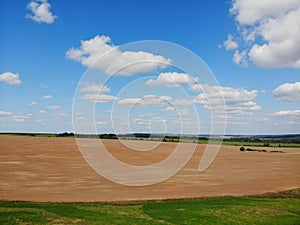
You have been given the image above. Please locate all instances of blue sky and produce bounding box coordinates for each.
[0,0,299,135]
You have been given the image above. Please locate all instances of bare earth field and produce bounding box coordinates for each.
[0,135,299,202]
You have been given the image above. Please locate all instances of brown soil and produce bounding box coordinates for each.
[0,135,299,202]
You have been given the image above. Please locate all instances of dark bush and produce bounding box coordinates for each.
[263,143,270,147]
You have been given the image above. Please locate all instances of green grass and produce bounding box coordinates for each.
[221,141,300,148]
[164,138,300,147]
[1,133,300,147]
[0,133,58,138]
[149,137,300,147]
[0,202,157,225]
[144,197,300,225]
[1,196,299,224]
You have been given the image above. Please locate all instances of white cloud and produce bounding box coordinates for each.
[51,112,69,118]
[232,50,247,66]
[253,117,269,122]
[178,109,190,116]
[161,106,176,112]
[46,105,61,110]
[28,101,38,106]
[172,99,192,106]
[118,95,173,107]
[0,111,12,116]
[230,0,300,24]
[38,110,47,114]
[228,0,300,68]
[145,72,198,87]
[66,35,171,75]
[11,113,32,123]
[133,117,166,126]
[37,119,46,123]
[26,0,57,24]
[75,117,86,121]
[273,82,300,102]
[0,111,32,123]
[133,117,147,125]
[96,121,107,125]
[117,97,142,106]
[80,83,110,93]
[190,84,261,116]
[223,34,238,50]
[286,120,300,125]
[137,113,155,118]
[161,107,190,116]
[134,118,150,126]
[0,72,22,85]
[272,110,300,117]
[42,95,52,99]
[80,93,117,103]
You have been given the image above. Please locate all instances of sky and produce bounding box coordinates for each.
[0,0,299,135]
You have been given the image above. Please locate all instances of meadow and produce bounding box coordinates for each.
[1,194,300,224]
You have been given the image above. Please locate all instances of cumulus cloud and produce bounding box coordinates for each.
[273,82,300,102]
[80,93,117,103]
[223,34,238,50]
[232,50,247,66]
[161,106,176,112]
[172,99,192,106]
[161,106,190,116]
[36,119,47,124]
[132,117,147,125]
[42,95,52,99]
[11,113,32,123]
[230,0,300,24]
[133,117,166,126]
[96,121,107,125]
[137,113,155,118]
[28,101,38,106]
[75,117,86,121]
[271,110,300,117]
[46,105,61,110]
[80,83,110,93]
[38,110,47,114]
[26,0,57,24]
[145,72,198,87]
[118,95,173,107]
[0,111,12,118]
[190,84,261,116]
[0,72,22,85]
[228,0,300,68]
[80,83,113,103]
[0,111,32,122]
[178,109,190,116]
[66,35,171,75]
[51,112,69,118]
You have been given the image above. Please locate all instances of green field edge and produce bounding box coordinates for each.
[1,188,299,206]
[1,133,300,148]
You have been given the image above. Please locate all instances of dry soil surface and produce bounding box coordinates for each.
[0,135,299,202]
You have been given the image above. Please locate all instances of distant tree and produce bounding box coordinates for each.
[263,143,270,147]
[57,132,74,137]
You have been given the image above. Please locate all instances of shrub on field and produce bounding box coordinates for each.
[263,143,270,147]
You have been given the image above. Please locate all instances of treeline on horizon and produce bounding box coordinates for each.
[1,132,300,144]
